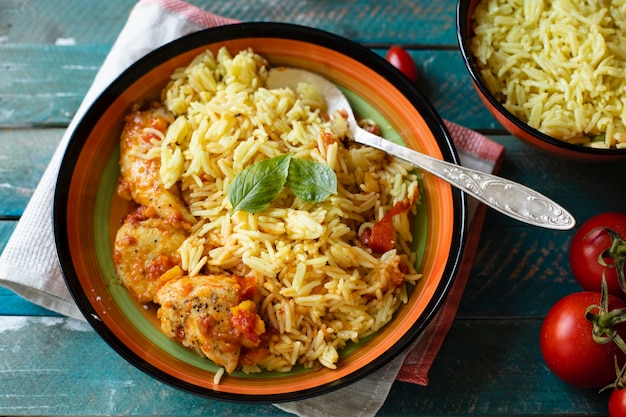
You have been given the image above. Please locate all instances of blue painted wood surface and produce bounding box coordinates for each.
[2,0,626,415]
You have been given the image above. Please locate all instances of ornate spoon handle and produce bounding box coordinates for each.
[266,67,575,230]
[354,130,575,230]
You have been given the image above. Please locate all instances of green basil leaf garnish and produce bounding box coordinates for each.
[228,153,337,213]
[228,153,291,213]
[287,158,337,203]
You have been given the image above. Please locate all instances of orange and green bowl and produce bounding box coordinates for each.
[53,22,467,402]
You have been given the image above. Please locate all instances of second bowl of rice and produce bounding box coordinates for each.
[457,0,626,160]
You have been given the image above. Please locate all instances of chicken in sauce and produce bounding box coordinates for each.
[116,103,195,225]
[113,103,267,374]
[154,274,266,374]
[113,206,188,303]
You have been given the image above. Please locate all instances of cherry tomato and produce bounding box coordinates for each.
[540,291,626,389]
[360,199,412,253]
[570,212,626,299]
[385,46,418,83]
[610,388,626,417]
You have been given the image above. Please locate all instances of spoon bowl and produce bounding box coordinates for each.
[267,67,576,231]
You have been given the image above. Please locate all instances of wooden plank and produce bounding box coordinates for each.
[460,221,582,318]
[385,319,608,416]
[1,0,458,46]
[0,45,108,126]
[0,316,608,416]
[1,0,481,128]
[0,220,16,252]
[402,49,499,130]
[458,135,626,317]
[0,48,498,128]
[0,128,62,217]
[0,0,134,45]
[0,287,58,317]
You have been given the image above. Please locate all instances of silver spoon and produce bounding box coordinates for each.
[267,67,575,230]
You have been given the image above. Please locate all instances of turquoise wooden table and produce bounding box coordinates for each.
[2,0,626,415]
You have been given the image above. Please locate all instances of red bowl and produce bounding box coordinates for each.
[457,0,626,161]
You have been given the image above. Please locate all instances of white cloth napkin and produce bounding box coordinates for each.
[0,1,504,416]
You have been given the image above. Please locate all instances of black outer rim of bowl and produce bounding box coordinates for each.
[53,22,468,403]
[456,0,626,157]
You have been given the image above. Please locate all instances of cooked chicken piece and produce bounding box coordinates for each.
[117,103,195,225]
[113,207,188,303]
[154,274,265,374]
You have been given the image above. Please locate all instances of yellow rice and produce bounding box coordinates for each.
[158,47,421,373]
[471,0,626,149]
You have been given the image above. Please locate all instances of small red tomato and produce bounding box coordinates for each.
[360,200,412,253]
[385,46,418,83]
[540,291,626,389]
[570,212,626,299]
[610,388,626,416]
